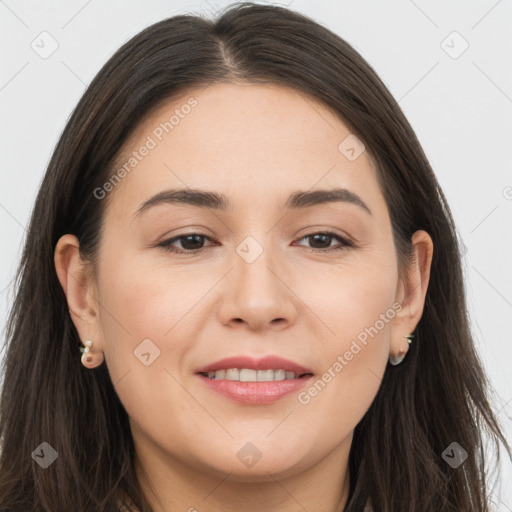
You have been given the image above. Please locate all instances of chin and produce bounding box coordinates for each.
[192,447,310,483]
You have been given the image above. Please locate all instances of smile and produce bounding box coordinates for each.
[199,368,313,381]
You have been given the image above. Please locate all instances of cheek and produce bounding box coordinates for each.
[94,249,216,377]
[316,250,398,349]
[97,247,202,331]
[301,255,397,419]
[93,252,207,423]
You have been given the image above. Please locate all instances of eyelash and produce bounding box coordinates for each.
[157,231,353,255]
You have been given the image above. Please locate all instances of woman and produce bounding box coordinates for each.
[0,2,509,511]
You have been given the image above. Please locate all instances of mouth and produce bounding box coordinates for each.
[194,354,314,380]
[198,369,314,381]
[194,355,314,405]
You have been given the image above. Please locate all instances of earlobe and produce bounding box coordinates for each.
[54,234,100,342]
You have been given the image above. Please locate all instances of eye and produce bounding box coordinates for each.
[157,232,214,255]
[294,231,353,252]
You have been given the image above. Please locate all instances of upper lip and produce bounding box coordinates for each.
[195,355,313,375]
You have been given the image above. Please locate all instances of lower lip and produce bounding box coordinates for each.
[196,374,313,405]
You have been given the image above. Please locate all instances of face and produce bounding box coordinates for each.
[82,83,408,482]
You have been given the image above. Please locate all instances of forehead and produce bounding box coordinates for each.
[106,82,385,218]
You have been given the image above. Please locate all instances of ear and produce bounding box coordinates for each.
[390,230,434,359]
[54,234,104,355]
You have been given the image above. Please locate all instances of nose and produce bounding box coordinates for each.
[217,245,299,332]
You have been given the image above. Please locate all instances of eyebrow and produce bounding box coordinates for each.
[133,187,372,218]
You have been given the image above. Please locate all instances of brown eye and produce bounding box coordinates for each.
[294,232,352,252]
[158,233,214,254]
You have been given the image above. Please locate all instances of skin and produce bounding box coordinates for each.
[55,82,433,512]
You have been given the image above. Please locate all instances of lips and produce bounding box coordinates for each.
[195,355,313,376]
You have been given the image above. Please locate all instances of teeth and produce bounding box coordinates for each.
[225,368,239,380]
[240,369,257,382]
[205,368,303,381]
[257,369,276,382]
[274,369,285,381]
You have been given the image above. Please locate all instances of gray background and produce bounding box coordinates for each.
[1,0,511,507]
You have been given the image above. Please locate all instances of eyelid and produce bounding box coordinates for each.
[295,231,352,247]
[294,226,355,244]
[156,231,215,252]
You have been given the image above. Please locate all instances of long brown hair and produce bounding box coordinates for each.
[0,3,509,511]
